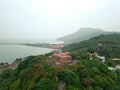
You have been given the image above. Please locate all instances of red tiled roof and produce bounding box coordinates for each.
[53,52,71,58]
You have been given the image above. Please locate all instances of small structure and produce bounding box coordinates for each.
[115,65,120,70]
[88,52,105,62]
[49,44,64,49]
[96,56,105,62]
[108,67,114,71]
[112,58,120,61]
[108,66,120,72]
[52,52,72,65]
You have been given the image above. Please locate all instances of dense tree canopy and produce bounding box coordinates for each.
[0,55,120,90]
[0,34,120,90]
[63,34,120,59]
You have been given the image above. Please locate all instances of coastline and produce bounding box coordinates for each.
[0,44,53,64]
[22,43,65,49]
[0,40,65,73]
[0,58,25,73]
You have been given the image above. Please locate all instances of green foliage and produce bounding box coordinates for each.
[0,55,120,90]
[0,69,16,90]
[63,34,120,58]
[35,78,58,90]
[0,34,120,90]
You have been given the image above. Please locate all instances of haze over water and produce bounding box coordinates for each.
[0,0,120,63]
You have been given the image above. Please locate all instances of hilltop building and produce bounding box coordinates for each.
[52,52,72,65]
[88,52,105,62]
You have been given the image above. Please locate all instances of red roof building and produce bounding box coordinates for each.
[52,52,72,64]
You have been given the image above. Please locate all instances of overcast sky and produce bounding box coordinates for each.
[0,0,120,39]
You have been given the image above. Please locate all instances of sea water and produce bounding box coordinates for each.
[0,39,61,63]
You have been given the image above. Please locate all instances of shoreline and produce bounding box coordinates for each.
[0,42,66,49]
[22,43,65,49]
[0,58,25,73]
[0,44,55,64]
[0,43,66,73]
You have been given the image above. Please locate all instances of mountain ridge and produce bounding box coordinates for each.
[57,27,115,42]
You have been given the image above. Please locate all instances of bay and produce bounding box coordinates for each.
[0,45,53,63]
[0,39,62,63]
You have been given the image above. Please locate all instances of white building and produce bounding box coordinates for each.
[96,56,105,62]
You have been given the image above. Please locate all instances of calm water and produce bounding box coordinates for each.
[0,39,63,44]
[0,39,61,63]
[0,45,53,63]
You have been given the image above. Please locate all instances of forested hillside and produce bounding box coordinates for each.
[0,34,120,90]
[63,33,120,59]
[0,55,120,90]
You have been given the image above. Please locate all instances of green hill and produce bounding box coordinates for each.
[0,34,120,90]
[63,33,120,59]
[57,28,114,43]
[0,55,120,90]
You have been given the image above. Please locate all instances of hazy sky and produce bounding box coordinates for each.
[0,0,120,39]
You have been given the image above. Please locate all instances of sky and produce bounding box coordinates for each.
[0,0,120,39]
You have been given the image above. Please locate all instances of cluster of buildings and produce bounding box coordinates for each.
[108,58,120,71]
[49,44,64,49]
[108,65,120,71]
[88,52,105,62]
[50,51,106,66]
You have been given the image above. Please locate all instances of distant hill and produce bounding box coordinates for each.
[57,28,113,42]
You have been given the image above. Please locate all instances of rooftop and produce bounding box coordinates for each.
[53,52,71,58]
